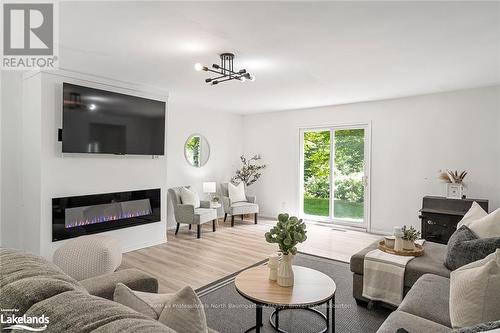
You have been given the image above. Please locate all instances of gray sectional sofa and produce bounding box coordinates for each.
[352,240,500,332]
[0,248,217,333]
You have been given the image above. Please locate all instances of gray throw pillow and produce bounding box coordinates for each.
[445,226,500,270]
[451,320,500,333]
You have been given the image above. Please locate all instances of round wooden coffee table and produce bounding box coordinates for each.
[235,265,336,333]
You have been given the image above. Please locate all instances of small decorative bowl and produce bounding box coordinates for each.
[384,236,396,249]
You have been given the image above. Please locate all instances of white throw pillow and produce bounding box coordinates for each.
[113,283,173,319]
[114,284,208,333]
[180,187,200,208]
[457,201,488,229]
[158,286,208,333]
[450,249,500,328]
[468,208,500,238]
[228,182,247,203]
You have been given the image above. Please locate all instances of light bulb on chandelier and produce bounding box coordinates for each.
[194,63,204,71]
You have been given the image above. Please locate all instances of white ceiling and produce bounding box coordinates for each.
[59,1,500,114]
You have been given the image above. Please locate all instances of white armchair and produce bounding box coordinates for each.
[168,186,217,238]
[219,183,259,227]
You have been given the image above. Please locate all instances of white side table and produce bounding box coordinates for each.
[210,203,224,224]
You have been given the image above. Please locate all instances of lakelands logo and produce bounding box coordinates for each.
[1,313,49,331]
[1,2,58,69]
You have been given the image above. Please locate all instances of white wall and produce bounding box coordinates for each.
[242,86,500,234]
[165,101,243,228]
[0,71,24,248]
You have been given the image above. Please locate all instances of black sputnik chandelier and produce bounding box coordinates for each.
[194,53,255,85]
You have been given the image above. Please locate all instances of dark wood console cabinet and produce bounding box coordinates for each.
[419,196,488,244]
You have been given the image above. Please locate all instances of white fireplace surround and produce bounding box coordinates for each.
[9,70,169,258]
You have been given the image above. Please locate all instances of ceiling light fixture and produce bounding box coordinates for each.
[195,53,255,86]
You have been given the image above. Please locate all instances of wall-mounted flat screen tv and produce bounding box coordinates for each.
[62,83,166,155]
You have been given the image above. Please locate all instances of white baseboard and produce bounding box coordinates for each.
[368,228,392,236]
[123,237,166,253]
[258,214,276,220]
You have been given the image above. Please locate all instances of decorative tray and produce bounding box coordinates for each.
[378,240,424,257]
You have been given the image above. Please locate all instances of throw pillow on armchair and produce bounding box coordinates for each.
[228,182,247,203]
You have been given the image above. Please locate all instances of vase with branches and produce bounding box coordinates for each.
[231,155,266,186]
[439,169,468,199]
[439,170,467,184]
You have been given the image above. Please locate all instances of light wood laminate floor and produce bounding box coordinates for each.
[121,217,380,293]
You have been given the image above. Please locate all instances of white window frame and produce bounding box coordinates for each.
[298,122,372,231]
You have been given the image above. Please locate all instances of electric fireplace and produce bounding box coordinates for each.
[52,189,161,241]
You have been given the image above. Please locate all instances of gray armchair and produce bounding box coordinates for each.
[219,183,259,227]
[168,186,217,238]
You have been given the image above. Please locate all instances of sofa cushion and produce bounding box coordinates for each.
[194,208,217,224]
[350,240,450,287]
[457,201,488,229]
[444,226,500,270]
[0,248,81,288]
[450,249,500,329]
[0,249,86,316]
[23,290,176,333]
[399,274,451,327]
[81,268,159,300]
[231,202,259,215]
[404,241,451,286]
[451,320,500,333]
[1,277,85,318]
[376,311,451,333]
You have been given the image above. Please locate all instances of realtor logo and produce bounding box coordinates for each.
[4,3,53,55]
[1,2,58,69]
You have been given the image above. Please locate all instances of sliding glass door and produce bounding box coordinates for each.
[300,124,370,229]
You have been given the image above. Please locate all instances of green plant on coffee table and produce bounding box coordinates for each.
[402,225,420,242]
[265,213,307,255]
[212,196,220,203]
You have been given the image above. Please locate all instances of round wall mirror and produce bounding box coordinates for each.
[184,134,210,167]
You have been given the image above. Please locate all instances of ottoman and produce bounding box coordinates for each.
[350,239,451,303]
[53,235,122,280]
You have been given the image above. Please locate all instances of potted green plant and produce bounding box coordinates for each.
[401,225,421,250]
[265,213,307,287]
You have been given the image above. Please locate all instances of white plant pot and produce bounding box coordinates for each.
[402,239,415,251]
[277,254,294,287]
